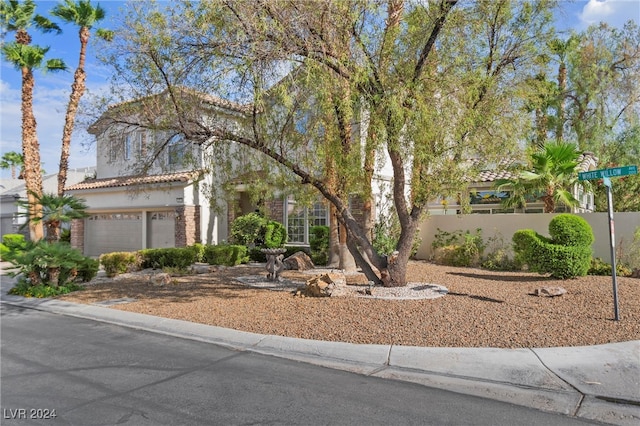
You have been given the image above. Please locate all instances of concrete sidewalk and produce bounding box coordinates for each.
[1,273,638,425]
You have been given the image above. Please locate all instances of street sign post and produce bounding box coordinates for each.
[579,165,638,321]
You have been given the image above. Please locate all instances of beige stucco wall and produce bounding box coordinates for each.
[416,212,640,261]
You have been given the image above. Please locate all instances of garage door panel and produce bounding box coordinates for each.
[85,213,142,257]
[148,211,175,248]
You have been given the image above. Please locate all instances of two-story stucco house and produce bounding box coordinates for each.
[66,90,338,257]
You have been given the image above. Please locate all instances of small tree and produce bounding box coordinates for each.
[497,141,586,213]
[17,192,88,242]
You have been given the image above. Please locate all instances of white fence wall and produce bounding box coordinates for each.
[416,212,640,261]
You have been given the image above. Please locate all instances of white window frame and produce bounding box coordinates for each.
[284,197,329,245]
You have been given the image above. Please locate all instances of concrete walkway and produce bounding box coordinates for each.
[1,272,638,425]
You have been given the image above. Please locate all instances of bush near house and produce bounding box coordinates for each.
[140,248,197,270]
[100,251,142,277]
[6,241,98,297]
[513,214,594,279]
[203,244,249,266]
[230,212,288,262]
[309,225,329,265]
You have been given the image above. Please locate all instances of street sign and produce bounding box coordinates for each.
[578,165,638,181]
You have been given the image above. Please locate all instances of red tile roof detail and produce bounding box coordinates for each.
[65,171,201,191]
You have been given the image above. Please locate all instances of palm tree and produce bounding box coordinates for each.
[496,141,585,213]
[51,0,113,196]
[1,0,65,241]
[17,192,89,242]
[0,151,24,178]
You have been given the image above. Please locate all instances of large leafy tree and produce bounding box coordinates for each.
[98,0,556,286]
[496,141,584,213]
[0,0,66,241]
[50,0,113,196]
[0,151,24,178]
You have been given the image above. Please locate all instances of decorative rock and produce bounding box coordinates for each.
[302,272,348,297]
[533,286,567,297]
[283,251,315,271]
[190,263,216,274]
[150,273,172,286]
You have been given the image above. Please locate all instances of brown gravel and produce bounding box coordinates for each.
[57,261,640,349]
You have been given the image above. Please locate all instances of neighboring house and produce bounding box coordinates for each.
[0,168,96,241]
[428,153,599,215]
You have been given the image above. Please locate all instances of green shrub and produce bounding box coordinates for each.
[264,220,287,248]
[620,227,640,271]
[139,247,197,270]
[480,232,522,271]
[588,257,632,277]
[100,251,141,277]
[60,228,71,243]
[77,257,100,282]
[309,225,329,265]
[248,247,266,262]
[0,233,27,261]
[188,243,206,263]
[432,229,484,267]
[548,214,594,246]
[203,244,249,266]
[7,241,95,288]
[9,280,84,298]
[512,214,594,279]
[230,212,267,246]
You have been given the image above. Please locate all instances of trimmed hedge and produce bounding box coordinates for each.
[513,214,593,279]
[140,248,197,270]
[203,244,249,266]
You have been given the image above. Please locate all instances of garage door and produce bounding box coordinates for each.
[85,213,142,257]
[148,211,175,248]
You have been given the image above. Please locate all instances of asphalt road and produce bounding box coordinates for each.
[1,304,600,425]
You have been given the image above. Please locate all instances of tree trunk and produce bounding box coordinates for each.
[58,27,89,196]
[21,66,44,241]
[328,204,340,267]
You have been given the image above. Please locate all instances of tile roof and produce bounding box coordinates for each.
[473,152,598,183]
[65,171,201,191]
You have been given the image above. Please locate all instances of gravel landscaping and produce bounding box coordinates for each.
[57,261,640,348]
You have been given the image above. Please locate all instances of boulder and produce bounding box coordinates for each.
[150,273,172,286]
[284,251,315,271]
[190,263,216,274]
[302,273,349,297]
[532,286,567,297]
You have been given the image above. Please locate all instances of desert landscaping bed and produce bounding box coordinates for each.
[57,261,640,349]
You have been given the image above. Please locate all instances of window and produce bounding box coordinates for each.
[167,133,191,168]
[285,197,329,244]
[124,132,142,160]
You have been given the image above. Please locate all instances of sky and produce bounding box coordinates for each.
[1,0,639,179]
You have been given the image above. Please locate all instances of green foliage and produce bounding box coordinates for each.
[60,228,71,243]
[230,213,287,249]
[188,243,206,263]
[512,214,594,279]
[432,229,485,267]
[139,247,197,271]
[203,244,249,266]
[99,251,141,277]
[0,233,26,260]
[309,225,329,265]
[548,214,594,246]
[588,257,632,277]
[230,212,266,246]
[263,220,287,248]
[620,227,640,271]
[480,233,522,271]
[9,280,84,298]
[16,192,88,242]
[7,241,95,287]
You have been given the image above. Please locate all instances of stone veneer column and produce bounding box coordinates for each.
[175,205,201,247]
[70,218,85,253]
